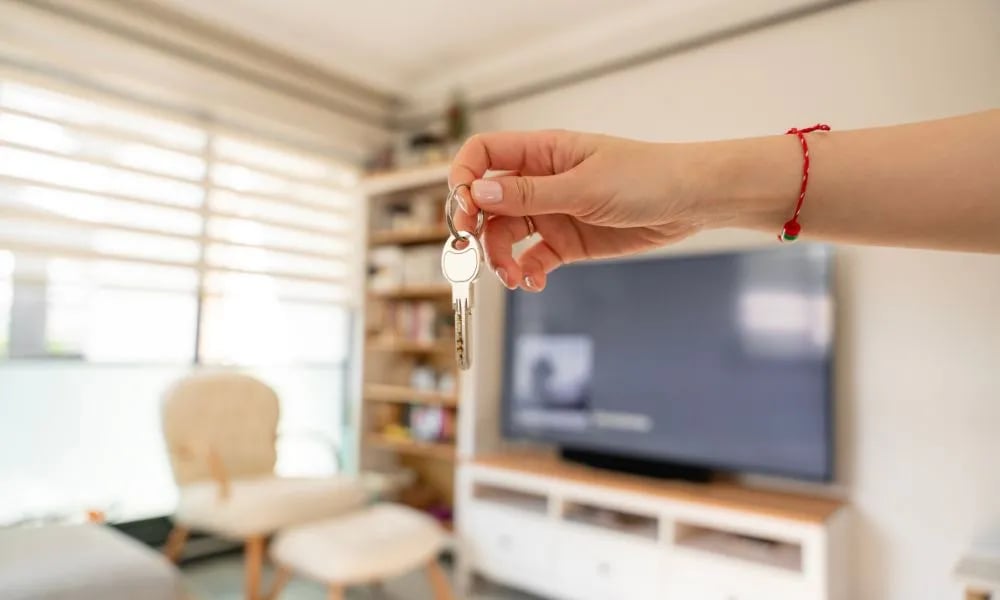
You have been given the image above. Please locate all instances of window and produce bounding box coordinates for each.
[0,77,360,524]
[0,79,360,363]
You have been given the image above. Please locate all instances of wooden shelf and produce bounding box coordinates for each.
[361,163,450,195]
[367,339,452,355]
[371,284,452,300]
[365,434,456,461]
[369,226,449,247]
[364,383,457,406]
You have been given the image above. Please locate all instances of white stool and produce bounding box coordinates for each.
[268,504,452,600]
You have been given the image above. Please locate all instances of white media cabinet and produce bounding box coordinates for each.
[456,454,848,600]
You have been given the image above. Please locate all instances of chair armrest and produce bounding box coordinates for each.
[175,443,231,501]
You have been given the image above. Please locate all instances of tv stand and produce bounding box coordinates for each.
[456,452,849,600]
[560,447,712,483]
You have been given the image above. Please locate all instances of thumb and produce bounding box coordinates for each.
[469,173,583,217]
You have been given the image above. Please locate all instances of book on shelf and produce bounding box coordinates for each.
[386,301,439,344]
[368,244,445,291]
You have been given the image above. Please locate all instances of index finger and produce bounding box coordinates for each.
[449,131,568,231]
[448,130,568,190]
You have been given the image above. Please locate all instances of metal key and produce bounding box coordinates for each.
[441,231,483,370]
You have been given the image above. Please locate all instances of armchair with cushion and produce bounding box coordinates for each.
[160,373,366,600]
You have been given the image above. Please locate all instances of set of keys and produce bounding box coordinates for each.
[440,184,485,370]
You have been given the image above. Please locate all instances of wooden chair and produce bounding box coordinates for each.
[161,373,367,600]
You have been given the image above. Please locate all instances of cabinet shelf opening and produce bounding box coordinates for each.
[674,521,803,573]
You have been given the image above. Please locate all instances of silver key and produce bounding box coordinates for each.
[441,232,482,370]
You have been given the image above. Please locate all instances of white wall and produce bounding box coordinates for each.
[472,1,1000,598]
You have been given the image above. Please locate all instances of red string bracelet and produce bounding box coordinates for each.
[779,123,830,242]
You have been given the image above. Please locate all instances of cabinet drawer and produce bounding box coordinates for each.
[462,505,553,586]
[553,526,662,600]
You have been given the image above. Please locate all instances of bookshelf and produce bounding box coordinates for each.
[360,164,460,529]
[366,339,453,355]
[369,225,451,247]
[364,435,457,461]
[370,284,452,300]
[364,383,457,406]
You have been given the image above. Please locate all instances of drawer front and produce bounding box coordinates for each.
[662,552,812,600]
[553,527,662,600]
[462,505,554,587]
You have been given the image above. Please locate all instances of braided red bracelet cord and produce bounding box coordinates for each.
[779,123,830,242]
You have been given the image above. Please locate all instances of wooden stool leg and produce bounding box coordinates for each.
[163,526,189,563]
[425,560,454,600]
[245,536,265,600]
[327,584,345,600]
[265,565,292,600]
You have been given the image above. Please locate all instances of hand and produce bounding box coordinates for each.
[449,130,706,292]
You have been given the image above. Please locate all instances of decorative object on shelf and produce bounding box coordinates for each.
[410,363,437,392]
[364,143,395,174]
[446,89,468,142]
[410,406,446,442]
[437,372,456,394]
[399,131,447,167]
[381,423,411,441]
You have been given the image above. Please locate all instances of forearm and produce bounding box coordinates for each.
[696,110,1000,252]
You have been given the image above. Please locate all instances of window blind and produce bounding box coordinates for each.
[0,77,361,363]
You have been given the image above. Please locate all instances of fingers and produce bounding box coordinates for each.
[482,215,532,290]
[449,130,592,219]
[482,215,565,293]
[451,185,480,234]
[516,239,564,292]
[448,130,569,189]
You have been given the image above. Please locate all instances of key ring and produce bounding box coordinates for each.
[446,184,485,244]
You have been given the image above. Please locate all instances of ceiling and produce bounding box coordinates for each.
[152,0,836,114]
[153,0,657,94]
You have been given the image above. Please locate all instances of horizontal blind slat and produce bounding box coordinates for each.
[0,128,355,198]
[0,173,203,214]
[0,205,351,263]
[8,273,350,307]
[0,105,206,156]
[0,240,349,286]
[0,174,351,235]
[0,138,203,185]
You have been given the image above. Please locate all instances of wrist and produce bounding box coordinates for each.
[685,136,801,232]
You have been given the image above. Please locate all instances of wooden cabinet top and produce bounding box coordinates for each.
[473,452,845,524]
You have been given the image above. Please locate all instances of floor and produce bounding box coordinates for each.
[182,554,541,600]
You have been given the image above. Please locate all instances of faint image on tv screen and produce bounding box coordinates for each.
[512,334,593,410]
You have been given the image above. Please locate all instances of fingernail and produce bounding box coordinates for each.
[495,268,513,289]
[523,275,537,290]
[472,179,503,204]
[455,188,472,214]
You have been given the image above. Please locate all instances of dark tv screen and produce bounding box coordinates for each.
[501,245,834,481]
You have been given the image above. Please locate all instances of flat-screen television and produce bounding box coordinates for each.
[501,245,835,481]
